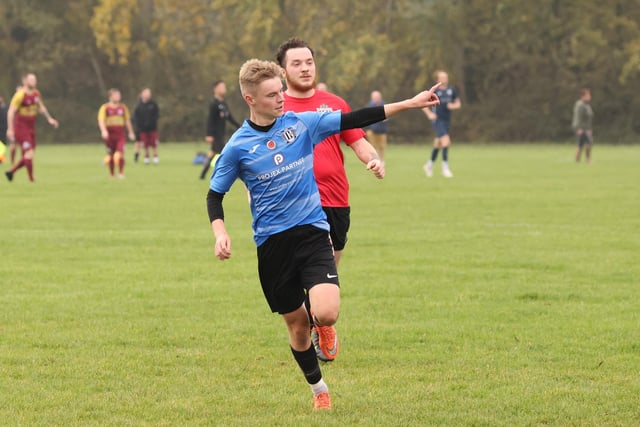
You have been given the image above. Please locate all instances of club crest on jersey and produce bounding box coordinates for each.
[266,140,276,150]
[273,153,284,165]
[317,104,333,113]
[282,127,296,143]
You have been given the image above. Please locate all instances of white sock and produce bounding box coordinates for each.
[310,379,329,396]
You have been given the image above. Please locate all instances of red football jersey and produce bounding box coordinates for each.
[11,89,41,128]
[283,90,365,207]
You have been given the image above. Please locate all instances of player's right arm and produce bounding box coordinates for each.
[97,104,109,140]
[207,190,231,260]
[6,90,24,141]
[205,101,215,143]
[422,107,436,121]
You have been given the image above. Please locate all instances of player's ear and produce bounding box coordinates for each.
[244,93,255,105]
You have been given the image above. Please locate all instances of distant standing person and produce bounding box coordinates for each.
[5,73,59,182]
[572,88,593,163]
[134,87,160,165]
[199,80,241,179]
[97,89,135,179]
[0,96,7,163]
[316,82,328,92]
[423,70,461,178]
[365,90,388,162]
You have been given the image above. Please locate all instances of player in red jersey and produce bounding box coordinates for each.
[5,73,58,182]
[97,89,135,179]
[276,38,385,362]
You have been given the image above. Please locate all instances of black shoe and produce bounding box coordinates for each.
[5,171,14,182]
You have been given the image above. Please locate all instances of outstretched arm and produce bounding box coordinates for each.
[341,82,441,131]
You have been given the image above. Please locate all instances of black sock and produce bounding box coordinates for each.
[442,147,449,162]
[200,160,211,179]
[134,152,139,162]
[430,148,439,162]
[291,344,322,385]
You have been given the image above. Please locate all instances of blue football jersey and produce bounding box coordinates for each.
[209,111,342,246]
[433,86,458,122]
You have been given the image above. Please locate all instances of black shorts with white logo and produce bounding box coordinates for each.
[257,225,339,314]
[322,206,350,251]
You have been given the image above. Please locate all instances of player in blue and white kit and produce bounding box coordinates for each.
[423,70,461,178]
[206,59,441,412]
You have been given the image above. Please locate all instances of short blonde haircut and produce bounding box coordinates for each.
[238,59,282,96]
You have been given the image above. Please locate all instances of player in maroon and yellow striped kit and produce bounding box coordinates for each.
[97,89,135,179]
[5,73,58,182]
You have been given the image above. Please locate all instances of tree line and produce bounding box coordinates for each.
[1,0,639,143]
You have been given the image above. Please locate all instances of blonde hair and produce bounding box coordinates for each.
[239,59,282,96]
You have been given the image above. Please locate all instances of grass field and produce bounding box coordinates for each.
[1,142,639,426]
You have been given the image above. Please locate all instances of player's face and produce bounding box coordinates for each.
[141,88,151,101]
[249,77,284,120]
[24,74,37,89]
[214,82,227,98]
[437,72,449,86]
[110,91,121,103]
[283,47,316,92]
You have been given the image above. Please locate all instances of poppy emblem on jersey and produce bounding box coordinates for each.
[273,153,284,165]
[267,140,276,150]
[282,127,296,143]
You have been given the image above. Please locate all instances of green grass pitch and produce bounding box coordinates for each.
[1,142,639,426]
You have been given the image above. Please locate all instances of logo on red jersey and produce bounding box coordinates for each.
[266,140,276,150]
[317,104,333,113]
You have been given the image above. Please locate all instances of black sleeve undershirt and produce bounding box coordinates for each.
[340,106,386,131]
[207,189,225,222]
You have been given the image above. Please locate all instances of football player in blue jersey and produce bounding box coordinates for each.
[206,58,440,412]
[423,70,461,178]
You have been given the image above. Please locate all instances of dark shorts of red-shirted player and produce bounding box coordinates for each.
[257,225,339,315]
[322,207,350,251]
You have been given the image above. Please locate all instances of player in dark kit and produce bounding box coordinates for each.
[206,58,440,411]
[199,80,241,179]
[133,88,160,165]
[423,70,461,178]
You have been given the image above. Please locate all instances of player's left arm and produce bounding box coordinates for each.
[348,138,385,179]
[207,190,232,260]
[124,106,136,141]
[37,98,59,128]
[448,89,462,110]
[228,111,241,129]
